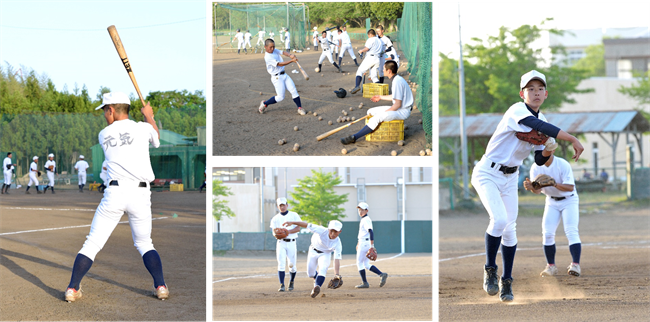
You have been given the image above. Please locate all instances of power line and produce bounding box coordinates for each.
[1,17,204,32]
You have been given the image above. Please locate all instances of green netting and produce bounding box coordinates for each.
[365,17,371,33]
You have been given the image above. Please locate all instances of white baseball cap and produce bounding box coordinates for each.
[520,70,547,89]
[79,155,84,159]
[48,153,54,158]
[33,156,38,160]
[328,220,343,232]
[357,202,369,210]
[313,27,318,30]
[95,92,131,110]
[276,197,288,206]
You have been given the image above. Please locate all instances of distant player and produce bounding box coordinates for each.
[258,39,306,116]
[316,31,342,73]
[231,29,245,55]
[74,155,89,193]
[256,29,266,47]
[244,30,252,52]
[354,202,388,288]
[312,27,319,51]
[350,29,383,94]
[2,152,16,194]
[98,160,108,193]
[199,167,206,193]
[44,153,56,194]
[339,25,359,67]
[376,25,393,83]
[332,26,341,60]
[270,198,302,292]
[26,156,41,194]
[284,28,291,51]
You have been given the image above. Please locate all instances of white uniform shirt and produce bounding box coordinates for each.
[380,35,394,53]
[74,160,89,174]
[30,161,38,172]
[313,30,318,40]
[485,102,546,167]
[269,32,275,39]
[332,32,340,46]
[264,48,286,76]
[340,31,352,45]
[357,215,373,240]
[269,211,302,239]
[530,157,577,198]
[233,32,244,42]
[258,30,266,38]
[244,32,252,41]
[98,119,160,183]
[326,30,332,43]
[319,36,330,50]
[45,160,56,172]
[3,157,13,171]
[307,223,343,259]
[364,36,383,56]
[392,75,414,109]
[284,31,290,43]
[100,160,108,181]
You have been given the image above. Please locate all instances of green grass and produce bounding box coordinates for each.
[213,250,227,256]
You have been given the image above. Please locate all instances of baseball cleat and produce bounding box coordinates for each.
[288,281,294,291]
[310,285,320,298]
[540,264,558,277]
[155,285,169,300]
[350,86,361,94]
[355,282,370,289]
[483,265,499,296]
[297,108,307,116]
[25,190,31,194]
[258,101,267,114]
[379,273,388,287]
[499,277,514,302]
[278,284,285,292]
[340,135,356,145]
[568,263,581,276]
[65,287,82,302]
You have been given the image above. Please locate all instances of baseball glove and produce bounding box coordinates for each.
[273,228,289,239]
[515,130,549,145]
[327,275,343,289]
[532,174,556,189]
[366,247,378,261]
[37,171,42,177]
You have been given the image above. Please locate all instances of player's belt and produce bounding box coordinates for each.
[274,71,286,76]
[402,105,413,112]
[311,247,324,254]
[551,194,574,201]
[490,162,518,174]
[359,238,369,241]
[109,180,148,188]
[280,238,295,242]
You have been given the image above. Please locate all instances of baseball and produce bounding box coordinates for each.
[321,74,324,77]
[347,72,350,75]
[391,150,397,156]
[328,120,333,125]
[313,112,318,116]
[359,103,364,107]
[351,116,356,121]
[293,146,299,152]
[426,148,432,156]
[347,117,351,122]
[260,92,263,95]
[294,126,299,131]
[349,107,353,111]
[343,111,348,116]
[398,140,404,146]
[341,148,347,155]
[289,263,294,268]
[318,116,323,121]
[418,119,423,124]
[278,140,284,145]
[419,150,426,156]
[315,67,320,72]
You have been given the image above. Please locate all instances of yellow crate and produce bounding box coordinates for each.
[170,183,184,192]
[88,183,101,191]
[365,119,404,142]
[362,83,389,98]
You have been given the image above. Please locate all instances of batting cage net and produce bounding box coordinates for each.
[393,2,432,147]
[213,2,309,53]
[1,114,206,191]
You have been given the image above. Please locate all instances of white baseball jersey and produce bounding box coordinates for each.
[100,160,108,182]
[28,161,39,187]
[233,32,244,43]
[74,160,89,173]
[269,32,275,39]
[264,48,286,76]
[364,36,383,56]
[318,36,335,64]
[356,215,375,270]
[244,32,252,42]
[270,211,302,239]
[45,159,56,172]
[30,161,38,173]
[284,31,290,43]
[326,30,333,43]
[380,35,394,55]
[530,157,577,199]
[332,32,340,46]
[258,30,266,38]
[307,223,342,259]
[3,157,13,171]
[391,75,414,109]
[313,30,318,40]
[358,215,373,240]
[340,32,352,45]
[99,119,159,183]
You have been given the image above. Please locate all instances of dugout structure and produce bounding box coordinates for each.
[213,2,309,52]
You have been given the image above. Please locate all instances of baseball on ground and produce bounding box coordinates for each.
[341,148,347,155]
[391,150,397,156]
[294,126,299,131]
[398,140,404,146]
[318,116,323,121]
[315,67,320,72]
[419,150,426,156]
[418,119,423,124]
[278,140,284,145]
[313,112,318,116]
[426,149,432,156]
[328,120,333,125]
[349,107,353,111]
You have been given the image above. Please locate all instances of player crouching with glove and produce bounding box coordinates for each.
[524,149,582,278]
[340,61,412,145]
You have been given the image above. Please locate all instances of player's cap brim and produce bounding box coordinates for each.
[95,92,131,110]
[520,70,547,89]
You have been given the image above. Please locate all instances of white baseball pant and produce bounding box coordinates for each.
[313,38,318,47]
[256,37,264,46]
[4,169,12,185]
[271,73,299,102]
[366,106,411,130]
[78,172,87,185]
[356,55,380,83]
[46,171,55,187]
[318,48,334,64]
[236,41,244,50]
[28,171,39,187]
[306,247,332,279]
[542,197,581,245]
[339,44,356,60]
[244,39,252,48]
[276,239,297,273]
[285,41,290,50]
[356,240,372,270]
[378,56,386,77]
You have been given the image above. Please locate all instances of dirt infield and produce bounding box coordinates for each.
[213,39,429,156]
[0,190,206,321]
[213,251,432,320]
[439,206,650,321]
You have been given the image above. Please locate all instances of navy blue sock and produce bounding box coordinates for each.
[501,244,517,279]
[485,233,501,267]
[292,97,302,108]
[369,265,382,275]
[279,271,286,285]
[333,62,339,69]
[238,49,240,54]
[264,97,277,106]
[354,58,358,65]
[353,125,373,140]
[544,244,556,265]
[318,63,322,70]
[338,57,342,66]
[316,275,326,287]
[142,250,166,288]
[359,270,368,283]
[68,253,93,290]
[26,186,30,191]
[355,76,362,88]
[313,273,318,281]
[290,271,296,282]
[569,243,581,263]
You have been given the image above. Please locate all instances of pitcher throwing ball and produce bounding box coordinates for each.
[259,39,306,116]
[64,92,169,302]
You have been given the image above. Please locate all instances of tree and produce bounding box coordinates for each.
[213,179,235,222]
[572,44,605,77]
[619,71,650,121]
[289,169,348,226]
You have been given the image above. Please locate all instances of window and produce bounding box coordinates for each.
[213,168,245,183]
[617,60,633,79]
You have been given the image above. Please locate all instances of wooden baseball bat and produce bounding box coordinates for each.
[295,61,309,81]
[316,115,370,141]
[107,25,146,107]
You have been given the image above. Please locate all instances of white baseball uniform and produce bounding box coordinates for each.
[244,32,252,48]
[269,31,275,41]
[318,36,335,64]
[3,156,14,185]
[28,161,39,187]
[312,30,319,47]
[339,31,356,60]
[356,36,383,82]
[366,74,413,130]
[279,30,285,43]
[75,160,89,185]
[326,30,334,52]
[306,223,342,279]
[356,215,374,270]
[256,30,266,46]
[99,160,108,184]
[270,211,302,273]
[284,31,291,50]
[45,159,56,187]
[265,48,299,103]
[377,35,391,77]
[232,31,244,50]
[332,31,340,55]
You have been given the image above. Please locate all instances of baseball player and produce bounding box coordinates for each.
[470,70,584,302]
[338,26,359,67]
[325,28,333,53]
[316,31,342,73]
[65,92,168,302]
[524,150,582,277]
[230,29,248,55]
[256,29,266,47]
[312,26,319,51]
[26,156,42,194]
[332,27,341,60]
[355,202,388,288]
[270,198,302,291]
[341,61,412,145]
[2,152,15,194]
[269,30,275,42]
[258,39,306,116]
[43,153,56,194]
[244,30,253,52]
[349,29,383,94]
[284,28,291,51]
[282,220,343,298]
[279,27,285,44]
[376,25,393,83]
[74,155,89,192]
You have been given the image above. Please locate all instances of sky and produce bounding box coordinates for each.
[436,1,650,59]
[0,0,206,100]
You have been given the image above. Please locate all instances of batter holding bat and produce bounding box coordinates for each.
[270,198,302,292]
[258,38,306,115]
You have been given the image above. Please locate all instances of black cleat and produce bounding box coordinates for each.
[288,281,294,291]
[340,135,356,145]
[499,277,514,302]
[483,265,499,296]
[278,284,285,292]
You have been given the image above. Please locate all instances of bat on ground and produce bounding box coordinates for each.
[107,25,145,107]
[316,115,370,141]
[295,61,309,81]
